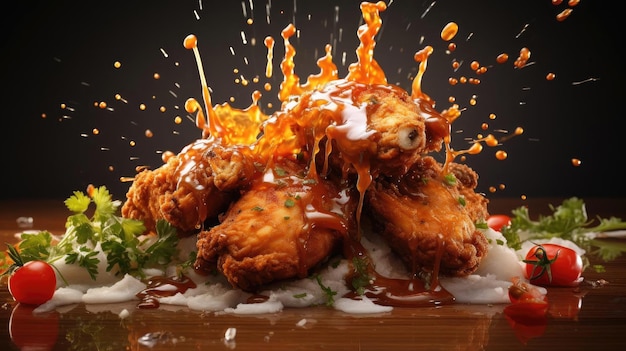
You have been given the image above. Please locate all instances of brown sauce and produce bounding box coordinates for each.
[136,275,197,309]
[343,235,455,308]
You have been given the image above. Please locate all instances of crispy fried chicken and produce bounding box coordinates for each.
[194,160,358,291]
[121,139,256,235]
[366,156,489,277]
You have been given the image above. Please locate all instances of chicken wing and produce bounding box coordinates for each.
[121,139,256,235]
[194,160,358,292]
[366,156,489,277]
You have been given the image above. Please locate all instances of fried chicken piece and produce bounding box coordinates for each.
[320,82,431,178]
[366,156,488,277]
[194,160,357,292]
[121,139,256,235]
[356,85,428,174]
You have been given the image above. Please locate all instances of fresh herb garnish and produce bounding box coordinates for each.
[443,173,457,186]
[1,185,183,281]
[350,256,372,295]
[314,274,337,306]
[501,197,626,261]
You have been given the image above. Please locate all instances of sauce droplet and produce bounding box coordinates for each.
[495,150,508,160]
[441,22,459,41]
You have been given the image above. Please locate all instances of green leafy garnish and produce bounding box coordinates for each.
[350,256,372,295]
[443,173,457,186]
[501,197,626,261]
[314,274,337,306]
[457,196,466,207]
[2,185,183,282]
[274,167,288,176]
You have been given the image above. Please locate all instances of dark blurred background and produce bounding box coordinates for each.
[1,0,623,201]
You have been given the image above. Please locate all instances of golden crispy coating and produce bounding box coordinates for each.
[121,139,255,235]
[366,157,489,277]
[356,85,428,175]
[121,80,483,291]
[447,162,489,222]
[194,160,356,292]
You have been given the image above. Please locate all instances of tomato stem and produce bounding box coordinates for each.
[523,245,560,282]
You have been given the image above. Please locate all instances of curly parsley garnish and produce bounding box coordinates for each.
[2,185,181,281]
[501,197,626,262]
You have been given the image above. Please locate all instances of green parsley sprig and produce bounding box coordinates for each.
[2,185,181,282]
[501,197,626,262]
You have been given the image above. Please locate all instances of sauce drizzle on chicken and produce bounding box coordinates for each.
[126,1,489,308]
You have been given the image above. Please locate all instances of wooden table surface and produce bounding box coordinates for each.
[1,197,625,350]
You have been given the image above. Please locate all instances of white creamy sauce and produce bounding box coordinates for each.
[31,226,575,316]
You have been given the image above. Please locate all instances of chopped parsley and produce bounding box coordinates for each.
[350,256,372,295]
[314,274,337,306]
[457,196,466,207]
[274,167,288,176]
[443,173,457,186]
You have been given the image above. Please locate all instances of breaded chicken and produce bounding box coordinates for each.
[121,139,256,235]
[316,81,431,179]
[366,156,488,277]
[194,160,358,292]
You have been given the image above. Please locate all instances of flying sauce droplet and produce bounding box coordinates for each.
[495,150,508,160]
[514,47,531,68]
[496,53,509,64]
[264,36,275,78]
[571,158,582,166]
[556,8,573,22]
[440,22,458,41]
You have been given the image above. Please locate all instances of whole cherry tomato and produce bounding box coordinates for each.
[523,243,583,287]
[486,214,511,232]
[8,260,56,305]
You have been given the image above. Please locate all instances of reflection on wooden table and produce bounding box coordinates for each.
[1,198,625,350]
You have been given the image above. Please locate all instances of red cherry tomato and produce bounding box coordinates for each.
[524,243,583,287]
[486,214,511,232]
[507,277,548,304]
[504,277,548,343]
[8,260,56,305]
[505,277,548,319]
